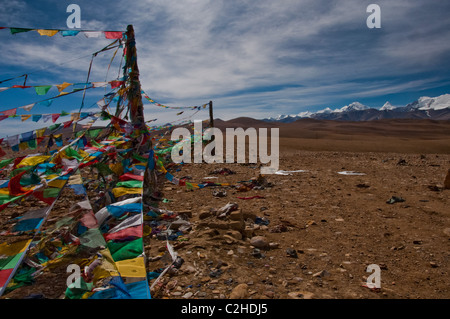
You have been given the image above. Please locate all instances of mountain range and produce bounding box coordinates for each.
[263,94,450,122]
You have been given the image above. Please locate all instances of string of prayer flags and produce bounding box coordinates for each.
[141,89,208,110]
[3,27,124,39]
[0,239,33,296]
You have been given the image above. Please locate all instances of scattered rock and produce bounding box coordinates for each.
[264,290,275,298]
[182,292,193,299]
[286,248,298,258]
[313,270,331,278]
[288,291,314,299]
[443,228,450,237]
[430,262,439,268]
[251,248,265,259]
[386,196,405,204]
[306,220,317,226]
[444,169,450,189]
[229,284,249,299]
[269,242,279,249]
[250,236,269,249]
[199,210,212,219]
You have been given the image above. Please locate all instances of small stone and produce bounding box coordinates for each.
[313,270,330,278]
[269,242,279,249]
[227,250,234,255]
[199,210,212,219]
[286,248,298,258]
[229,209,243,221]
[264,290,275,298]
[288,291,314,299]
[444,169,450,189]
[182,292,193,299]
[229,283,249,299]
[430,262,439,268]
[243,227,254,238]
[226,230,243,240]
[250,236,269,249]
[306,220,316,227]
[171,291,182,296]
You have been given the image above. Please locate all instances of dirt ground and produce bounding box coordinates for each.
[1,120,449,299]
[148,148,449,299]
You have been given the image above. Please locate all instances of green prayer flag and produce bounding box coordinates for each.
[35,85,52,96]
[48,123,61,131]
[65,147,83,161]
[107,238,143,262]
[132,153,147,163]
[87,129,102,139]
[116,180,143,188]
[43,187,61,198]
[27,139,37,150]
[10,28,32,34]
[0,158,14,169]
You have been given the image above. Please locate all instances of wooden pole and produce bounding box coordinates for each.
[125,24,146,132]
[209,100,214,128]
[124,25,155,210]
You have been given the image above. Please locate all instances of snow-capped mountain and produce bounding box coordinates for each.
[380,102,397,111]
[334,102,371,113]
[263,94,450,122]
[405,94,450,111]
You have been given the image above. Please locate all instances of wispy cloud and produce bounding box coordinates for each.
[1,0,450,137]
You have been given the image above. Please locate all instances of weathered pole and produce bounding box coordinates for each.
[209,100,214,128]
[208,100,215,156]
[124,24,155,210]
[125,25,146,133]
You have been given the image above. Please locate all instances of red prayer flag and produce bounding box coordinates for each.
[119,173,144,182]
[63,120,73,128]
[52,114,60,123]
[104,31,123,39]
[0,108,17,116]
[8,170,28,196]
[32,190,56,205]
[110,81,124,89]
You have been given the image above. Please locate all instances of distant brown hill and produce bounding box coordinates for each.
[213,117,450,154]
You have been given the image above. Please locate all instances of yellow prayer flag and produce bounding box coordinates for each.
[115,257,146,278]
[109,162,123,176]
[112,187,142,198]
[55,82,72,92]
[21,114,32,122]
[35,128,46,138]
[17,155,51,168]
[47,179,67,188]
[0,239,32,256]
[37,29,59,37]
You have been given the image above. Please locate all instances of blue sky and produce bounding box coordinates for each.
[1,0,450,137]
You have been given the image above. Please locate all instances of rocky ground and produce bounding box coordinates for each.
[145,150,450,299]
[1,122,449,300]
